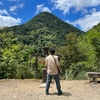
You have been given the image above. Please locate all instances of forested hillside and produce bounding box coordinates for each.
[0,12,100,80]
[0,12,84,48]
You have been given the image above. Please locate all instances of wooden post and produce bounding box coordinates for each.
[42,47,49,56]
[35,55,38,78]
[41,47,49,83]
[42,68,47,83]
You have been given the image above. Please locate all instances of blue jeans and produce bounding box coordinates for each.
[46,74,61,93]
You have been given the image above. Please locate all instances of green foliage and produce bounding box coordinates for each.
[0,12,100,80]
[0,31,37,79]
[16,63,35,79]
[65,63,88,80]
[0,12,84,48]
[58,30,100,80]
[0,59,18,79]
[78,35,97,71]
[38,63,45,79]
[87,28,100,60]
[75,71,88,80]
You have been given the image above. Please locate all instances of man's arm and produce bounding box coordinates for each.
[56,56,62,72]
[45,58,48,71]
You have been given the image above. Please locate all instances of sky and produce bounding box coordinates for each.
[0,0,100,32]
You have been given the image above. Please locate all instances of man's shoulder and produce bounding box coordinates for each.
[54,55,58,58]
[46,55,58,58]
[46,55,51,58]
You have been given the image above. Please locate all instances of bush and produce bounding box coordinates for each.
[75,71,88,80]
[16,65,35,79]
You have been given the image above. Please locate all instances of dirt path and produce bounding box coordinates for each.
[0,79,100,100]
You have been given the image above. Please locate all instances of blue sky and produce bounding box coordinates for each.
[0,0,100,32]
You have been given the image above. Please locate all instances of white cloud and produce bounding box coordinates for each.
[90,8,97,14]
[35,4,51,14]
[0,1,23,28]
[41,7,51,12]
[0,9,21,27]
[19,4,24,8]
[71,11,100,32]
[0,9,9,16]
[9,4,24,12]
[0,2,3,5]
[51,0,100,31]
[51,0,100,14]
[9,0,19,2]
[81,9,88,15]
[9,6,17,12]
[0,15,21,28]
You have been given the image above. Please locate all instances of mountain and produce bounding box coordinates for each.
[1,12,85,47]
[24,11,84,33]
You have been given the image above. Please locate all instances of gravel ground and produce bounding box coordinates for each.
[0,79,100,100]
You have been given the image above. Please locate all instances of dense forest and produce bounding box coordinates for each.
[0,12,100,79]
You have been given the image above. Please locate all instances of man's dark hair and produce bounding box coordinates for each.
[49,48,55,55]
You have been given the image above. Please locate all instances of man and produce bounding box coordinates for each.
[45,48,62,95]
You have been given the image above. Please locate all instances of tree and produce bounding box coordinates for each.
[57,32,98,79]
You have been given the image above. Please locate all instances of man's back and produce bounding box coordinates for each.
[45,55,60,75]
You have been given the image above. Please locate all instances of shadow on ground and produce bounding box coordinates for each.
[49,92,72,97]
